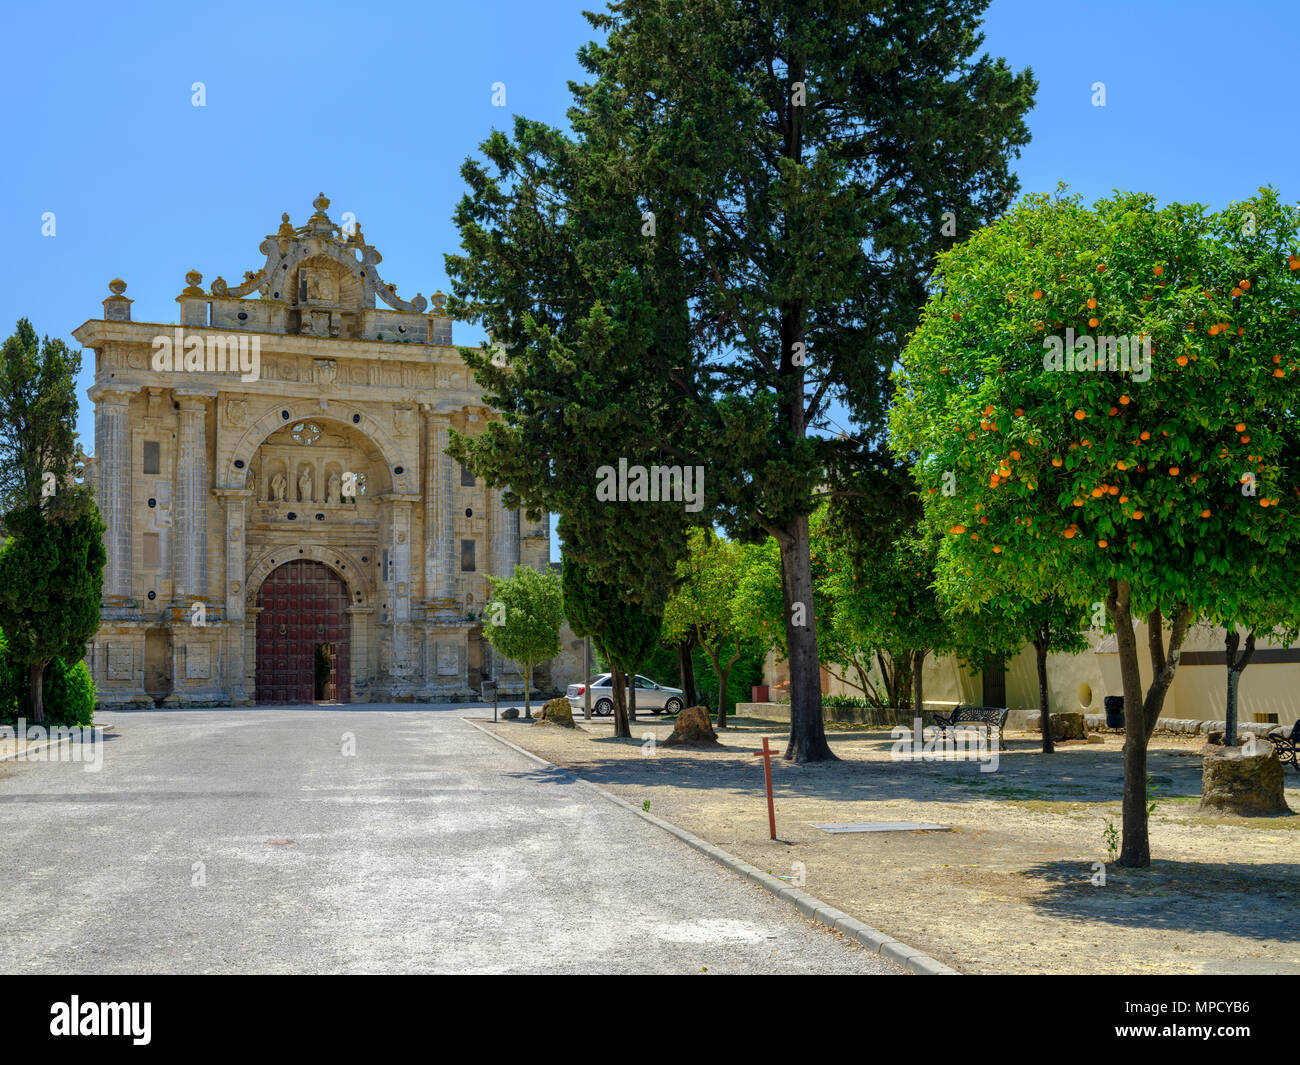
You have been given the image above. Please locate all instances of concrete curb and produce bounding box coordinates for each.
[464,717,960,975]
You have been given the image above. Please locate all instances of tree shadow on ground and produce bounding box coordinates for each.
[496,726,1280,813]
[1020,857,1300,941]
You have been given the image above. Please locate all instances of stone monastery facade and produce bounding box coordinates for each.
[74,195,566,707]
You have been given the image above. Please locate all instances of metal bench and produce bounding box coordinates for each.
[1266,720,1300,770]
[928,705,1009,745]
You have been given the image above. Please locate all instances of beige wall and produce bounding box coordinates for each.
[766,624,1299,727]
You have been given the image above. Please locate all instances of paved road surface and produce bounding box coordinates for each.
[0,706,899,975]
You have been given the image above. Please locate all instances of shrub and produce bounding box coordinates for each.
[0,630,96,727]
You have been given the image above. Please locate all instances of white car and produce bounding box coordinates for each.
[566,673,684,716]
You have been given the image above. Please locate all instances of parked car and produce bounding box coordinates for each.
[566,673,684,716]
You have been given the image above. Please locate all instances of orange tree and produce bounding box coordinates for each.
[891,188,1300,866]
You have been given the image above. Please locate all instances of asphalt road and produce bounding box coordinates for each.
[0,706,899,975]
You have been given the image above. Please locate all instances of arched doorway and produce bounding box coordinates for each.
[255,560,351,704]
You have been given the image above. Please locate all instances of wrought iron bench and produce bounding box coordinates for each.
[928,705,1010,745]
[1266,720,1300,770]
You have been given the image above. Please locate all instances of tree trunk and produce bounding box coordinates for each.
[611,668,631,738]
[912,648,927,715]
[1224,627,1255,747]
[523,664,532,719]
[1034,634,1054,754]
[1108,580,1191,868]
[628,670,637,723]
[582,637,592,720]
[777,513,833,762]
[677,639,699,707]
[29,660,45,725]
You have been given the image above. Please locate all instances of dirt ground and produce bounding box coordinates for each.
[480,714,1300,975]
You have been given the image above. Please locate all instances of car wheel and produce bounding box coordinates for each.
[664,698,682,714]
[595,698,613,717]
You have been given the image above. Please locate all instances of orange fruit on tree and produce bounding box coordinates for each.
[1052,457,1063,467]
[1073,497,1084,506]
[1169,466,1180,476]
[1109,406,1119,416]
[1177,355,1189,366]
[1231,287,1242,298]
[1240,279,1250,290]
[1120,495,1129,503]
[1201,509,1211,518]
[1089,317,1099,328]
[1118,461,1128,470]
[1091,487,1104,498]
[1140,430,1151,440]
[1276,368,1286,378]
[1153,265,1164,276]
[1088,298,1097,309]
[1235,422,1246,431]
[1132,510,1144,520]
[1120,395,1131,405]
[1063,528,1076,539]
[950,524,966,534]
[1075,409,1087,420]
[1010,450,1021,460]
[1098,540,1108,548]
[1242,434,1251,443]
[1032,290,1042,300]
[1108,485,1119,495]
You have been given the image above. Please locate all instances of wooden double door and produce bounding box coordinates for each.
[255,560,351,704]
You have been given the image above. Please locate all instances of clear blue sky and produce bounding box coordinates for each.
[2,0,1297,559]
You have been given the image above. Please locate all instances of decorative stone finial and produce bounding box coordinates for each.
[182,270,205,296]
[313,192,330,213]
[211,276,228,297]
[411,294,427,313]
[108,279,127,296]
[431,290,447,312]
[278,213,294,237]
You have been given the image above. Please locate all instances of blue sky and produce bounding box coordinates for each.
[2,0,1297,559]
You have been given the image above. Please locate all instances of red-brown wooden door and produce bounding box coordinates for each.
[255,560,351,704]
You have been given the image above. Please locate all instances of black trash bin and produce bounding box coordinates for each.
[1104,695,1124,729]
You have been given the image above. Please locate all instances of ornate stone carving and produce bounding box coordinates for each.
[297,467,313,503]
[225,398,248,427]
[313,359,338,388]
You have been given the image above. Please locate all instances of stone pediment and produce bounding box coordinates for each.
[195,193,450,344]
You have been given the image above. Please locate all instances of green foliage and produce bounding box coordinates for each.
[0,630,94,727]
[485,565,565,674]
[0,319,81,513]
[891,187,1300,623]
[0,489,105,713]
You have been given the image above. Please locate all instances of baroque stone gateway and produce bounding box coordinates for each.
[74,195,582,707]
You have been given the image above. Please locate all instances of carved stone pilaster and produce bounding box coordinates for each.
[89,387,135,609]
[422,408,456,610]
[173,390,213,602]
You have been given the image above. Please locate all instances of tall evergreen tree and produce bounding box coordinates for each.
[566,0,1036,760]
[0,317,104,723]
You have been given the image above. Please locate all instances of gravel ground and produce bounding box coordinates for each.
[0,706,899,975]
[484,713,1300,975]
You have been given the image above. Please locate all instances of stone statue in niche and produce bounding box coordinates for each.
[298,467,313,503]
[327,472,341,504]
[270,473,287,502]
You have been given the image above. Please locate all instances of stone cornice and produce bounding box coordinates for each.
[71,318,464,362]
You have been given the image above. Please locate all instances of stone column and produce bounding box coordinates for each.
[217,489,250,704]
[490,486,519,581]
[488,486,520,687]
[422,408,456,607]
[90,387,135,607]
[173,390,212,603]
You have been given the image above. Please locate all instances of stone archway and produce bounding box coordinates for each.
[254,560,352,704]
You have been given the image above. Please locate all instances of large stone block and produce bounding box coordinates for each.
[1200,747,1291,816]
